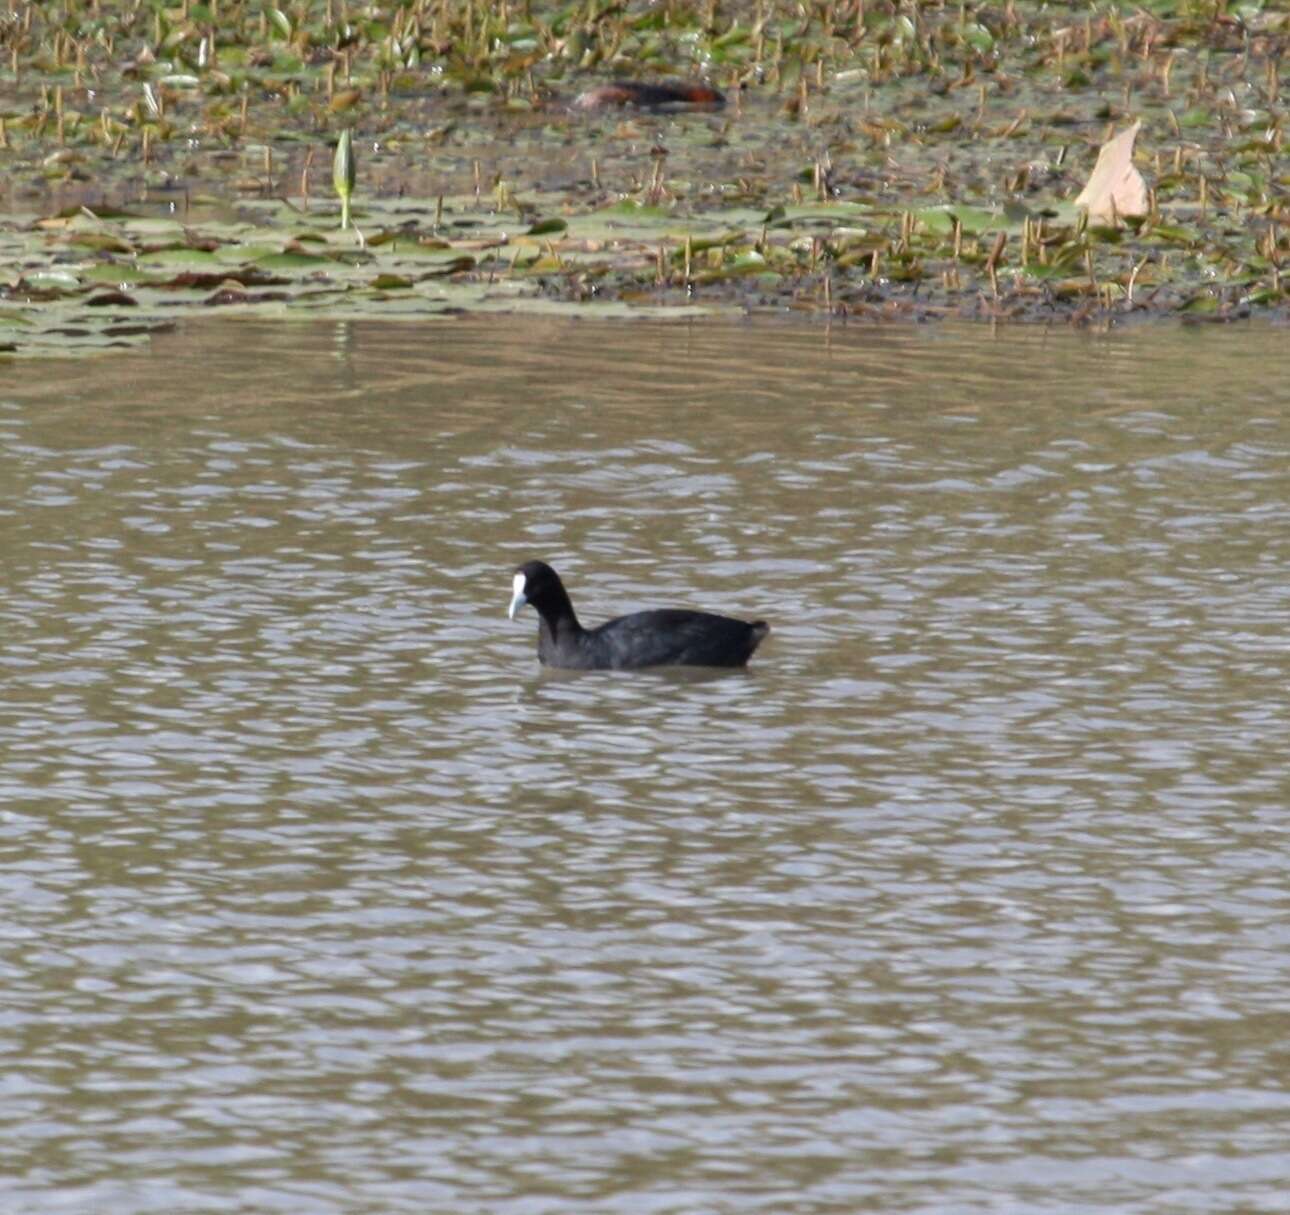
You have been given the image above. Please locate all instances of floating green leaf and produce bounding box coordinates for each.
[268,8,293,40]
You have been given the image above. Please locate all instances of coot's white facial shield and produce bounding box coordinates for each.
[507,571,528,620]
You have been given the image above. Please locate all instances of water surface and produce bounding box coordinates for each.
[2,318,1289,1213]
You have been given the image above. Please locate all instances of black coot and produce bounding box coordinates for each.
[507,560,769,670]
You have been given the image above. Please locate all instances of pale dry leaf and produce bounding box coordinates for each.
[1075,120,1148,223]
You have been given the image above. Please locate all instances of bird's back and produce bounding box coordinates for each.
[574,609,768,670]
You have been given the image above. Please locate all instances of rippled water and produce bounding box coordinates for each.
[3,318,1289,1213]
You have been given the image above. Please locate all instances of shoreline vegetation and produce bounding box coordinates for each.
[1,1,1287,357]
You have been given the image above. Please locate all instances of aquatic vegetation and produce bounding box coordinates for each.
[332,127,354,230]
[1,1,1287,355]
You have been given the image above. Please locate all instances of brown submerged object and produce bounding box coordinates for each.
[572,81,725,111]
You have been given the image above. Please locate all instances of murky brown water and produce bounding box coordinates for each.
[3,317,1289,1213]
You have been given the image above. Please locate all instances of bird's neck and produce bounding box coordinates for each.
[539,603,582,644]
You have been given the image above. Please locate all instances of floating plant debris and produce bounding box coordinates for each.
[1076,122,1149,224]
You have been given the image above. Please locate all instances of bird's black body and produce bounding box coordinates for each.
[509,560,768,671]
